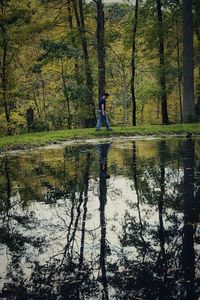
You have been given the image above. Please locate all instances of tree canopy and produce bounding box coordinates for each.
[0,0,199,134]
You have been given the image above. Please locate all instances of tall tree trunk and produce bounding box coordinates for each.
[175,19,183,123]
[72,0,96,127]
[182,0,196,122]
[195,29,200,117]
[96,0,105,98]
[131,0,138,126]
[156,0,169,125]
[1,24,10,126]
[193,1,200,119]
[67,0,73,29]
[67,0,80,84]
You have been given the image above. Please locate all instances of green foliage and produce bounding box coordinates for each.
[39,39,81,62]
[0,0,199,134]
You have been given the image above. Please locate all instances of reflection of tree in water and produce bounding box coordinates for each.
[98,143,111,300]
[181,137,199,300]
[0,149,98,299]
[0,140,200,299]
[0,158,46,299]
[113,139,200,300]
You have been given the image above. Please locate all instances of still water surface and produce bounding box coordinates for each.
[0,137,200,300]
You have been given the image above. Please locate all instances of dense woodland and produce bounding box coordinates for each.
[0,0,200,134]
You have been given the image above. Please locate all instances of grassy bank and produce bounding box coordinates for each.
[0,123,200,151]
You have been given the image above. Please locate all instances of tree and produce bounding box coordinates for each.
[182,0,196,122]
[156,0,169,124]
[96,0,105,98]
[193,0,200,118]
[0,0,31,132]
[131,0,139,126]
[72,0,96,127]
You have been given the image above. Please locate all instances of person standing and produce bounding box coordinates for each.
[96,92,112,131]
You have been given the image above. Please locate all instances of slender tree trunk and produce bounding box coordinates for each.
[1,24,10,126]
[182,0,196,122]
[140,104,144,125]
[175,19,183,123]
[67,0,81,84]
[156,0,169,125]
[195,29,200,117]
[96,0,105,98]
[31,87,41,118]
[67,0,73,29]
[193,1,200,118]
[197,66,200,117]
[39,72,48,128]
[72,0,96,127]
[61,60,71,129]
[131,0,138,126]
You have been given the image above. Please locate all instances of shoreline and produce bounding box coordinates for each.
[0,124,200,153]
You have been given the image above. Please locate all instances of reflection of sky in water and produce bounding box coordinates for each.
[0,175,184,285]
[0,138,200,298]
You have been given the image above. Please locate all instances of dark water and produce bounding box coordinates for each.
[0,137,200,300]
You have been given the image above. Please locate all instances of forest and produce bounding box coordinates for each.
[0,0,200,135]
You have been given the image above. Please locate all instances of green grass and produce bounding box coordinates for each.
[0,123,200,151]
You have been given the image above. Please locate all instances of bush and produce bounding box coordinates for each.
[32,119,49,132]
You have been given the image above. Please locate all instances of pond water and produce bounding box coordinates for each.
[0,137,200,300]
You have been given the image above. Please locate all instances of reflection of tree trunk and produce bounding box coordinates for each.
[182,137,196,300]
[2,158,12,234]
[194,188,200,236]
[157,141,167,297]
[98,144,110,300]
[132,141,146,255]
[3,158,11,217]
[66,192,76,243]
[64,190,84,258]
[79,153,90,270]
[99,175,109,300]
[63,152,91,261]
